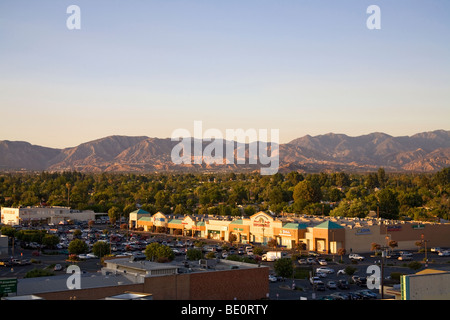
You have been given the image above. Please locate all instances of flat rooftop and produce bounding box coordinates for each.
[13,272,135,297]
[103,257,265,275]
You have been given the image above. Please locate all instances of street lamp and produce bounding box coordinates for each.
[378,246,388,299]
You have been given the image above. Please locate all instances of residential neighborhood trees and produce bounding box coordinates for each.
[0,167,448,222]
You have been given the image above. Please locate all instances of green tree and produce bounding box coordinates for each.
[377,168,386,188]
[68,239,89,255]
[42,234,60,249]
[274,258,293,278]
[293,180,322,204]
[144,242,160,261]
[173,204,186,215]
[0,225,16,238]
[92,241,110,258]
[253,246,264,256]
[344,266,357,276]
[186,248,203,261]
[243,205,256,216]
[156,244,175,262]
[377,188,400,219]
[144,242,174,262]
[72,229,82,239]
[108,206,120,225]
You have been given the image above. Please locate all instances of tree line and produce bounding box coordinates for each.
[0,167,449,222]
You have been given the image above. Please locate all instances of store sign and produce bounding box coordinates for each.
[253,216,270,227]
[387,226,401,232]
[412,224,425,230]
[356,228,371,235]
[279,230,292,236]
[0,278,17,294]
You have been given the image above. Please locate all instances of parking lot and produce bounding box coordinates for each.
[265,250,450,300]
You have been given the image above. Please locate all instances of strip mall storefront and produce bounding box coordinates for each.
[135,211,307,249]
[134,212,450,252]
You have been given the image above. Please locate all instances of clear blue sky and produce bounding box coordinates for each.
[1,0,449,148]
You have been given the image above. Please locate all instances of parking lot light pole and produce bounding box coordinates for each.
[381,249,384,299]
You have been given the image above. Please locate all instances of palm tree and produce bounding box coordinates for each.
[415,241,424,253]
[371,242,381,255]
[388,240,398,252]
[296,242,306,257]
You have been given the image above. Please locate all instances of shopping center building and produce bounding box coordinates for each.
[130,210,450,253]
[0,206,100,225]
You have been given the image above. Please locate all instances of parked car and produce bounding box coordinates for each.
[317,272,327,278]
[349,253,364,261]
[319,295,337,300]
[358,289,378,299]
[431,247,442,253]
[337,280,350,289]
[269,275,278,283]
[18,259,31,265]
[316,267,335,274]
[326,281,337,289]
[386,252,401,259]
[308,251,320,257]
[54,264,63,271]
[337,269,347,275]
[172,248,184,255]
[0,259,12,267]
[314,281,326,291]
[438,250,450,257]
[306,258,316,264]
[310,276,322,285]
[348,292,364,300]
[298,259,307,265]
[318,259,327,265]
[398,255,412,261]
[331,292,350,300]
[11,259,21,265]
[354,276,367,287]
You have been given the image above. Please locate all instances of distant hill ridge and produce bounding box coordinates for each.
[0,130,449,173]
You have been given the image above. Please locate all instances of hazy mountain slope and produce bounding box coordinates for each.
[0,130,448,173]
[0,141,61,170]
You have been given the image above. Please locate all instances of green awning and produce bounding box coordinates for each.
[314,221,344,229]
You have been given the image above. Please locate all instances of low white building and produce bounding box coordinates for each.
[0,206,97,226]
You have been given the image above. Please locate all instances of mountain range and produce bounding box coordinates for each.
[0,130,449,173]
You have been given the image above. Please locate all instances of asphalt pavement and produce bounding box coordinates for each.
[2,243,450,301]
